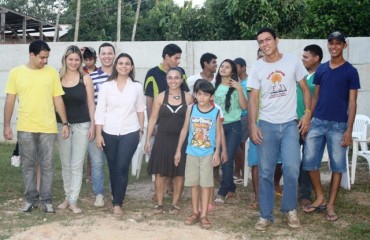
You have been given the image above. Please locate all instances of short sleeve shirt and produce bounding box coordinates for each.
[247,53,308,124]
[5,65,64,133]
[313,61,360,122]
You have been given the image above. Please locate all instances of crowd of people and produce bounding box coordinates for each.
[3,27,360,231]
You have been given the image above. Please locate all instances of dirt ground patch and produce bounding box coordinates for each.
[2,163,370,240]
[8,218,237,240]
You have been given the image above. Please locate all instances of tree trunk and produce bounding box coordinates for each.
[131,0,142,41]
[74,0,81,42]
[117,0,122,42]
[53,0,62,42]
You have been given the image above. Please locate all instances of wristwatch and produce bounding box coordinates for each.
[62,122,70,126]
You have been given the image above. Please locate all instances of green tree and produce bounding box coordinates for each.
[61,0,136,41]
[227,0,306,39]
[302,0,370,38]
[0,0,69,22]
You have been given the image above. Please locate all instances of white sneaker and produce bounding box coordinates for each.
[286,209,301,228]
[94,194,105,207]
[255,218,272,231]
[11,155,21,167]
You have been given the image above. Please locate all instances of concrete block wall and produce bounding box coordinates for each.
[1,38,369,142]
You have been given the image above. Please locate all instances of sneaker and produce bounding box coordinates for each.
[69,204,82,214]
[42,204,55,213]
[57,200,69,209]
[20,202,35,212]
[11,155,21,167]
[94,194,105,207]
[255,218,272,231]
[286,209,301,228]
[214,195,225,205]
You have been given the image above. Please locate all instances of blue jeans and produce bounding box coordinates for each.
[299,138,312,200]
[88,138,106,196]
[218,121,242,197]
[102,130,139,206]
[303,117,347,172]
[258,120,300,221]
[57,122,90,204]
[17,131,56,205]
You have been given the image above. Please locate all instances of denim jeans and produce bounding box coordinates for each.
[218,121,242,197]
[102,130,139,206]
[17,131,56,205]
[257,120,300,221]
[88,138,106,196]
[303,117,348,172]
[299,138,312,200]
[57,122,90,204]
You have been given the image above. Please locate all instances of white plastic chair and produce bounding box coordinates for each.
[351,114,370,184]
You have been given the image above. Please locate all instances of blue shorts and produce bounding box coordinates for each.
[248,140,258,167]
[303,117,348,172]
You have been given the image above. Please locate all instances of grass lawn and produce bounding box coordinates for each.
[0,142,370,239]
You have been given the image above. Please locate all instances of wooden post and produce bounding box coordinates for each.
[22,17,27,43]
[39,22,43,40]
[0,10,7,44]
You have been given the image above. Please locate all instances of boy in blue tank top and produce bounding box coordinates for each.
[175,80,222,229]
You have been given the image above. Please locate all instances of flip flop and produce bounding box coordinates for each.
[303,204,327,213]
[326,213,338,221]
[234,178,244,184]
[249,201,259,210]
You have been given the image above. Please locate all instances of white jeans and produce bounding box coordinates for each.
[57,122,90,204]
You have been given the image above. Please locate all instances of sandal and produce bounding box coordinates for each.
[169,205,180,215]
[249,201,259,210]
[200,216,212,229]
[153,205,163,214]
[185,212,200,225]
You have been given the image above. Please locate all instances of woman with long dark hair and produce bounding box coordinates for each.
[145,67,194,214]
[95,53,145,217]
[213,59,247,204]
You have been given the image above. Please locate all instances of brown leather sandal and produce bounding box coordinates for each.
[184,212,200,225]
[200,216,212,229]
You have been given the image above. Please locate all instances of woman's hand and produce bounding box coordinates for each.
[228,79,242,90]
[96,134,105,151]
[174,151,181,166]
[88,125,95,142]
[144,141,151,155]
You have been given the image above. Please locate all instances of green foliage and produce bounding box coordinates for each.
[4,0,368,41]
[227,0,306,39]
[64,0,138,41]
[302,0,370,38]
[0,0,69,22]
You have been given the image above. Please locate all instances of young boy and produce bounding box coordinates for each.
[175,80,222,229]
[82,47,98,74]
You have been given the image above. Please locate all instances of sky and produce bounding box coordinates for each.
[173,0,206,7]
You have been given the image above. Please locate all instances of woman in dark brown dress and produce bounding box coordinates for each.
[145,67,193,214]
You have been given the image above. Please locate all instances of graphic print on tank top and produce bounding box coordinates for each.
[190,116,213,148]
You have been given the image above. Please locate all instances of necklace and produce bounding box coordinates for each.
[169,92,181,100]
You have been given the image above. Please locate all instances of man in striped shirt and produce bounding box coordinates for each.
[89,42,115,207]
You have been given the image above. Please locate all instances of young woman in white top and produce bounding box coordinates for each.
[95,53,145,217]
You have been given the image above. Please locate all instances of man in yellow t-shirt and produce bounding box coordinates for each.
[3,40,69,213]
